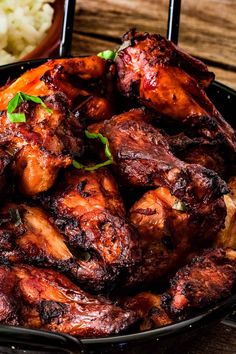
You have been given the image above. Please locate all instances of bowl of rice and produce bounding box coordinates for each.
[0,0,64,65]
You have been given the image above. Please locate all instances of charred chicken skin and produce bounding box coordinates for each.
[123,292,172,331]
[0,265,136,337]
[0,93,83,195]
[41,168,141,291]
[161,248,236,320]
[129,186,225,286]
[116,30,236,155]
[99,109,228,210]
[0,57,107,110]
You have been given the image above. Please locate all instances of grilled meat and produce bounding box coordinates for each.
[0,57,107,110]
[0,264,136,337]
[0,93,83,195]
[129,186,225,285]
[161,248,236,320]
[167,133,226,177]
[41,168,141,291]
[99,109,228,210]
[116,31,236,155]
[123,292,172,331]
[0,202,137,292]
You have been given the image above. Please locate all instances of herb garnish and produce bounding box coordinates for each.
[172,200,187,212]
[73,130,113,171]
[7,92,52,123]
[97,50,116,61]
[9,208,22,227]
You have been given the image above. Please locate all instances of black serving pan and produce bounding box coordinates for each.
[0,0,235,352]
[0,55,235,354]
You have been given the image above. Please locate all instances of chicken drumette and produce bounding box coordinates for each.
[41,168,141,291]
[115,30,236,155]
[0,93,83,195]
[0,264,136,336]
[161,248,236,320]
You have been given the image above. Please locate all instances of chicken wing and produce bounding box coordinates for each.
[0,57,107,110]
[129,186,225,286]
[41,168,141,291]
[100,109,228,210]
[0,93,83,195]
[116,31,236,155]
[0,265,137,337]
[161,248,236,320]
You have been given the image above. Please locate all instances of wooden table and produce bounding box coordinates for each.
[72,1,236,353]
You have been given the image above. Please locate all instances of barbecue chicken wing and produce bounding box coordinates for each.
[99,109,228,209]
[0,93,83,195]
[129,186,225,285]
[41,168,141,291]
[116,31,236,155]
[0,202,138,292]
[0,265,137,337]
[167,133,226,177]
[123,292,172,331]
[0,57,107,110]
[161,248,236,320]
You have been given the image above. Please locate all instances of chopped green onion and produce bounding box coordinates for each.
[73,130,113,171]
[9,208,22,227]
[97,50,116,61]
[7,92,52,123]
[172,200,187,212]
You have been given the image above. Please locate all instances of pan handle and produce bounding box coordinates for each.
[0,325,85,354]
[59,0,76,58]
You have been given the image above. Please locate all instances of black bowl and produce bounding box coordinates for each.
[0,59,235,354]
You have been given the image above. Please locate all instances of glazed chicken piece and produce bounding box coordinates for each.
[0,56,107,110]
[0,265,137,337]
[123,292,172,331]
[167,133,226,177]
[161,248,236,320]
[116,31,236,155]
[41,168,141,291]
[0,202,138,292]
[129,186,225,286]
[99,109,228,210]
[0,93,83,195]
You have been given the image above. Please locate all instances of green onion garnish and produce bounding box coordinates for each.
[9,208,22,227]
[97,50,116,61]
[172,200,187,212]
[7,92,53,123]
[73,130,113,171]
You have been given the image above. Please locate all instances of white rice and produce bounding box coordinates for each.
[0,0,54,65]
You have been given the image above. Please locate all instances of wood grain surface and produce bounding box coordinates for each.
[72,1,236,353]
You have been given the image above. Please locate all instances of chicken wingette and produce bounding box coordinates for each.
[41,168,141,291]
[161,248,236,320]
[115,30,236,155]
[0,93,83,195]
[0,264,136,337]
